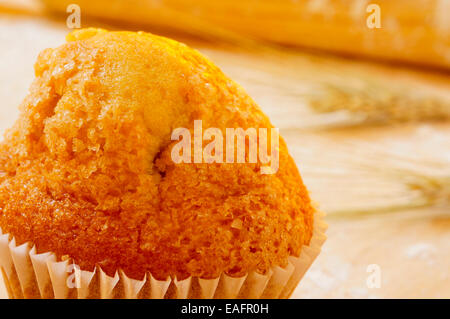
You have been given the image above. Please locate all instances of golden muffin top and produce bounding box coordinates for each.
[0,29,314,280]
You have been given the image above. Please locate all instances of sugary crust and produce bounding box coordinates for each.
[0,29,314,280]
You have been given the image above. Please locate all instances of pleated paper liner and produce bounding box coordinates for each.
[0,210,326,299]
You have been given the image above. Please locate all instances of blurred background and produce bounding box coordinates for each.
[0,0,449,298]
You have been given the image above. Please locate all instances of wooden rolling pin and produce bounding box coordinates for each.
[41,0,450,70]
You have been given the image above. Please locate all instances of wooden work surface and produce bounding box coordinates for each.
[0,4,449,299]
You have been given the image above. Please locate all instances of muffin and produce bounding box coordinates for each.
[0,28,326,299]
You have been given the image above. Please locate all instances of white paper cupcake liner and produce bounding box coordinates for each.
[0,210,326,299]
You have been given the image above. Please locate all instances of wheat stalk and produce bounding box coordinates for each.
[282,131,450,217]
[326,171,450,218]
[306,81,450,126]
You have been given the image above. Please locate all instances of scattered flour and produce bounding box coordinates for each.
[404,242,437,261]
